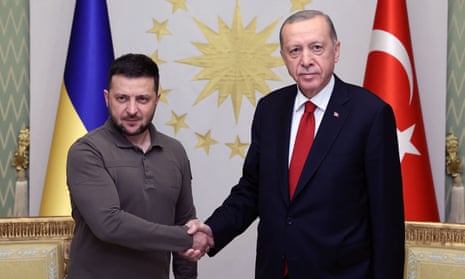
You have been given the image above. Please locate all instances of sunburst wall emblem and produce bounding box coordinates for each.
[177,1,283,123]
[144,0,306,158]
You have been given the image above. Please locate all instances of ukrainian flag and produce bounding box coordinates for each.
[40,0,114,216]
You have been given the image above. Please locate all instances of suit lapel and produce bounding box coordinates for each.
[292,77,351,200]
[277,86,298,204]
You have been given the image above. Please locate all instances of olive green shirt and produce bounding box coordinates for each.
[66,119,197,279]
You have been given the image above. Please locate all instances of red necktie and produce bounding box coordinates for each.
[284,101,316,277]
[288,101,316,199]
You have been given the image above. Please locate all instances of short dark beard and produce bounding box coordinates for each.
[110,115,150,137]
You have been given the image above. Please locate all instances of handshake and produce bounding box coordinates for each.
[180,219,214,261]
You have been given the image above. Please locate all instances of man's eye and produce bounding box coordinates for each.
[311,44,324,54]
[289,48,301,57]
[116,96,128,102]
[137,96,150,103]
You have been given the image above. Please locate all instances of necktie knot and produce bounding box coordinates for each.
[305,101,316,113]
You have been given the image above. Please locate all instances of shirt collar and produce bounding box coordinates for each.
[294,75,335,113]
[105,118,161,149]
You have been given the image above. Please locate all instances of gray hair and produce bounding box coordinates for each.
[279,10,338,49]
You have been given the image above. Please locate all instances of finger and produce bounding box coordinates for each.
[185,219,201,234]
[179,249,201,262]
[207,235,215,248]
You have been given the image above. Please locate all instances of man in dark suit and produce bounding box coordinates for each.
[184,10,404,279]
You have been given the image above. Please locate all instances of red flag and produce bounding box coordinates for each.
[363,0,439,221]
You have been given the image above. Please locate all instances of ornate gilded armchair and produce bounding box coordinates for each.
[0,217,74,279]
[405,221,465,279]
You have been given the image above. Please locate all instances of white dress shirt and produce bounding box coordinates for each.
[288,75,335,166]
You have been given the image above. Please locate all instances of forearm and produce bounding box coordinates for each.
[172,252,198,279]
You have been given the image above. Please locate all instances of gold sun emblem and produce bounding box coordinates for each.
[177,1,283,123]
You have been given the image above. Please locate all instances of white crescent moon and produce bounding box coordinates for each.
[368,29,413,104]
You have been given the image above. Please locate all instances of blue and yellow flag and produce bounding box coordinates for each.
[40,0,114,216]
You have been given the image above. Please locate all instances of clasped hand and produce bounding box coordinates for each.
[179,219,214,261]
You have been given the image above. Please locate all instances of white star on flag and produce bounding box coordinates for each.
[397,124,420,162]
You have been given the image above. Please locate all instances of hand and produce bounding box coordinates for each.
[185,219,214,242]
[178,219,214,261]
[179,231,210,261]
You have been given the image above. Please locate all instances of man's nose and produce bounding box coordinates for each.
[126,99,138,114]
[300,49,314,67]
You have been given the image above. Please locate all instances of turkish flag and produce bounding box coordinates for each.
[363,0,439,221]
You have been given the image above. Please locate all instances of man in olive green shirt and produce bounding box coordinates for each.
[66,53,211,279]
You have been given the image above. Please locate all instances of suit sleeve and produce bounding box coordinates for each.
[364,103,405,278]
[205,99,264,255]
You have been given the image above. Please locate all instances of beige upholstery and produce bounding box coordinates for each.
[0,217,74,279]
[405,221,465,279]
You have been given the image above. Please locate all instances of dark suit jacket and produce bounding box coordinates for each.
[206,76,405,279]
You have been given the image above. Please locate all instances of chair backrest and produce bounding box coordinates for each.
[405,221,465,279]
[0,216,75,279]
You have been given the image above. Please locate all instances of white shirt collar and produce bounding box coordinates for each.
[294,75,335,113]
